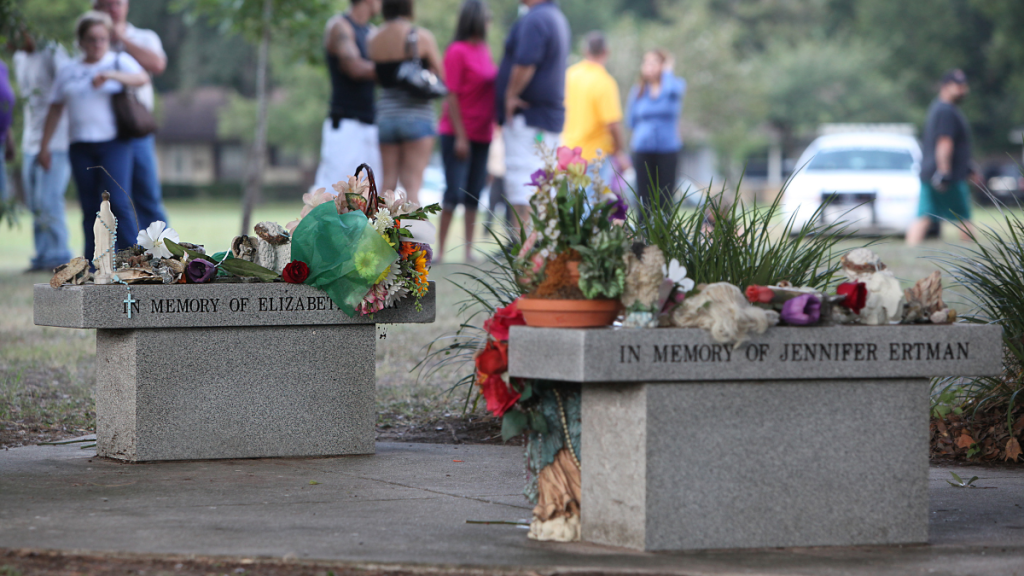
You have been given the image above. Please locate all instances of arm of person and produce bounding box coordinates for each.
[36,103,65,171]
[444,47,469,159]
[93,70,150,89]
[419,28,444,81]
[113,26,166,75]
[504,64,535,125]
[626,86,639,130]
[934,135,954,185]
[608,121,630,168]
[329,18,375,81]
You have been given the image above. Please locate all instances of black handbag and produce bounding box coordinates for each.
[395,27,448,100]
[111,52,158,139]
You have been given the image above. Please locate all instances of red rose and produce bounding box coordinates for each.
[282,260,310,284]
[479,373,521,417]
[836,281,868,314]
[483,299,527,341]
[476,340,509,376]
[745,285,774,304]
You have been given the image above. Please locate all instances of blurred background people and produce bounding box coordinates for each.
[627,49,685,210]
[94,0,169,232]
[906,69,974,246]
[14,31,74,272]
[39,11,149,261]
[0,57,14,205]
[561,31,628,184]
[483,125,509,235]
[496,0,570,234]
[314,0,383,190]
[437,0,496,263]
[369,0,444,204]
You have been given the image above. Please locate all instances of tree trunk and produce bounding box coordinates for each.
[240,0,273,236]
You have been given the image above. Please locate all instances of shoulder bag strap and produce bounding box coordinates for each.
[405,27,419,60]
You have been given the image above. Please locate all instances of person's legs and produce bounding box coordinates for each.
[461,141,490,260]
[439,134,469,263]
[654,151,679,211]
[315,119,385,190]
[129,135,168,229]
[397,136,435,207]
[69,143,101,260]
[503,117,560,239]
[633,152,654,209]
[913,180,942,245]
[25,152,74,269]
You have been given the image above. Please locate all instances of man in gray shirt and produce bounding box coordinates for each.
[95,0,169,232]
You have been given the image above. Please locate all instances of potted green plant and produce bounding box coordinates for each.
[514,147,629,328]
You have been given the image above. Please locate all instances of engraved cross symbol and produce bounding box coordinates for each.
[123,293,137,319]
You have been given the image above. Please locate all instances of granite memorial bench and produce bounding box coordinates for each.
[34,282,435,462]
[508,323,1002,551]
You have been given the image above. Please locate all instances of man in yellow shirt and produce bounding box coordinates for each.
[562,32,630,176]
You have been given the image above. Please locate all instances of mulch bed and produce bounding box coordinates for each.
[930,404,1024,463]
[375,414,522,446]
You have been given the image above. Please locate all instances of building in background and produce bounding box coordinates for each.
[155,88,314,197]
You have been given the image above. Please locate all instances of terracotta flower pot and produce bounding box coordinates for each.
[517,297,620,328]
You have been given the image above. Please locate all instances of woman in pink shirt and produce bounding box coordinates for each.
[437,0,496,263]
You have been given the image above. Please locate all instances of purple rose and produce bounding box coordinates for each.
[185,258,217,284]
[423,244,434,266]
[780,293,821,326]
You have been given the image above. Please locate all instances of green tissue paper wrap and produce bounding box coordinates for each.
[290,203,398,317]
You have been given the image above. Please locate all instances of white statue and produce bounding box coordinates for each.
[841,248,904,325]
[93,192,116,285]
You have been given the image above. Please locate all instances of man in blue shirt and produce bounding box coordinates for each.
[495,0,570,232]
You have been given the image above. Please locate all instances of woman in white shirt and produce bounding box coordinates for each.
[38,11,149,261]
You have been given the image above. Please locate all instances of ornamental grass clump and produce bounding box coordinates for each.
[933,206,1024,462]
[628,178,855,290]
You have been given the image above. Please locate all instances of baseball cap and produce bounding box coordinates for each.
[940,69,968,85]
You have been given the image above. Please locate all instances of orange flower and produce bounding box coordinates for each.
[400,242,417,259]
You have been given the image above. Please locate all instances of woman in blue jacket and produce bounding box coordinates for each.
[627,50,686,209]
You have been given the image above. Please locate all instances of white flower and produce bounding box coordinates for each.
[137,221,179,259]
[665,259,696,292]
[373,208,395,234]
[379,262,400,288]
[384,283,410,307]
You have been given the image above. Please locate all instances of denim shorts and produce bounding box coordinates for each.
[378,116,436,144]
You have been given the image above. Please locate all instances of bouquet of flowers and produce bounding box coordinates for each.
[287,164,440,316]
[515,146,629,300]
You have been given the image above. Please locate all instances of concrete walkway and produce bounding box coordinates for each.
[1,441,1022,575]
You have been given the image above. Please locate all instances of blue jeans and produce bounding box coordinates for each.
[377,117,436,144]
[0,155,7,201]
[69,139,137,261]
[130,135,168,229]
[23,152,73,269]
[441,135,490,211]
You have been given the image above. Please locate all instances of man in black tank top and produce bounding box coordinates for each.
[314,0,383,191]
